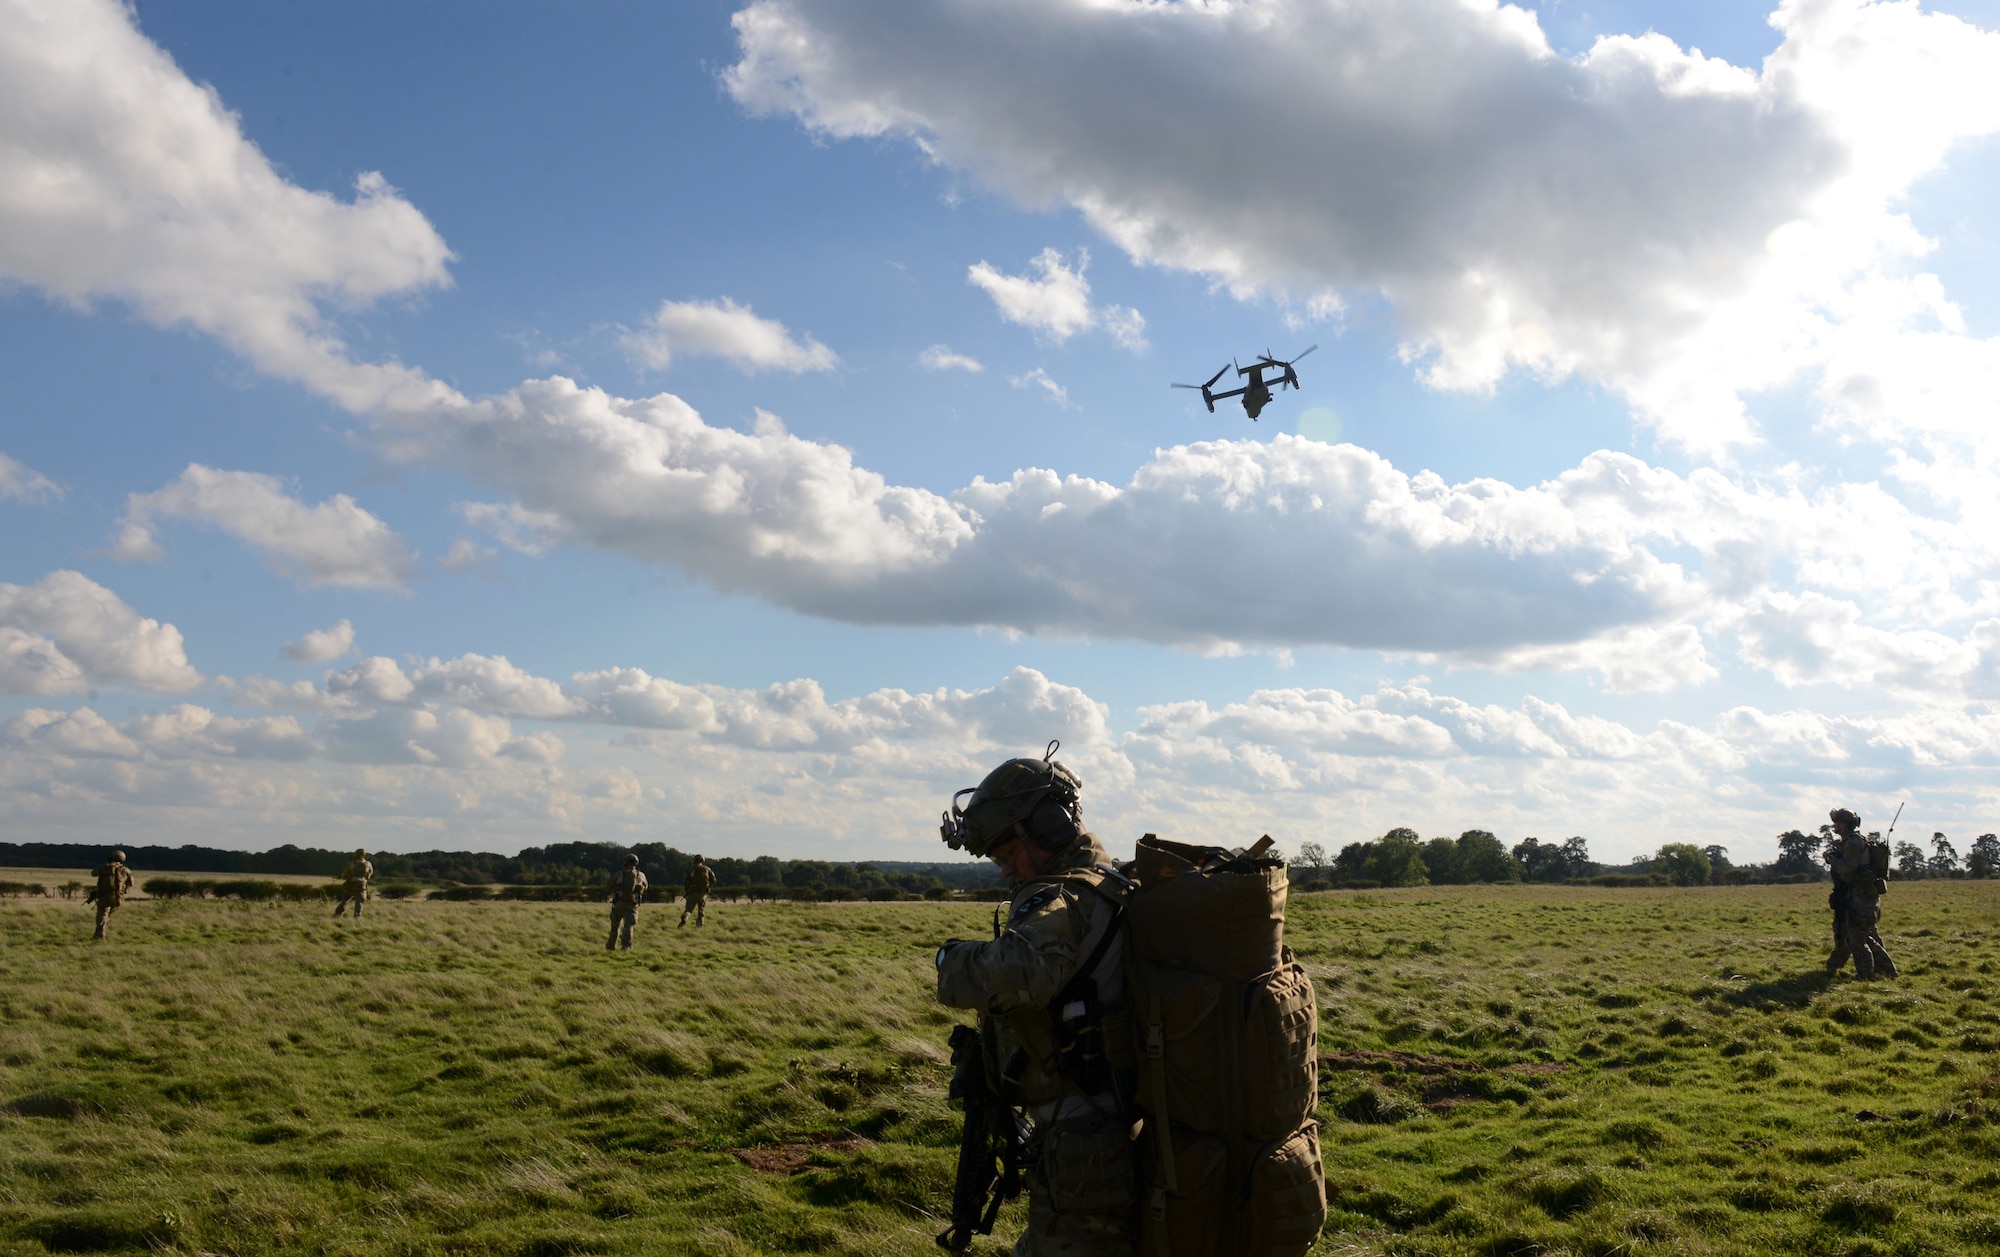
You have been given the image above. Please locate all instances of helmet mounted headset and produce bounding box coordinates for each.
[940,740,1083,858]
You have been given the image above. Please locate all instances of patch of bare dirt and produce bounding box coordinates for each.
[730,1133,870,1175]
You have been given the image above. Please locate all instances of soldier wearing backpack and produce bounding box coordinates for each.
[333,849,373,919]
[935,743,1137,1256]
[1824,808,1897,981]
[607,854,648,950]
[678,855,715,928]
[88,850,133,940]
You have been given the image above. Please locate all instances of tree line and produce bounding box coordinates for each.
[1292,826,2000,890]
[0,840,1003,897]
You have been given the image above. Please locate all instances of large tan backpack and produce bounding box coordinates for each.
[1126,835,1325,1257]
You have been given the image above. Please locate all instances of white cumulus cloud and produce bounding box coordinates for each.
[282,620,356,664]
[0,452,62,503]
[967,248,1147,350]
[0,570,202,694]
[0,0,459,415]
[113,465,418,590]
[1008,367,1069,407]
[620,297,839,373]
[919,344,984,372]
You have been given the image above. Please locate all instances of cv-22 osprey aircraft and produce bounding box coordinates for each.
[1172,344,1318,420]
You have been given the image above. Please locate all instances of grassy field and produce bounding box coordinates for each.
[1,880,1996,1256]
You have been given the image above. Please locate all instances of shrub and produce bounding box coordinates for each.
[214,880,280,901]
[819,886,860,903]
[428,885,496,902]
[923,886,951,901]
[142,878,196,900]
[785,886,820,902]
[276,884,330,902]
[499,885,596,902]
[375,883,422,900]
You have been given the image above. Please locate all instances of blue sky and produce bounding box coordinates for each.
[5,0,2000,863]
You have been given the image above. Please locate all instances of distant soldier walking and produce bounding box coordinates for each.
[1825,808,1897,981]
[334,849,374,918]
[679,855,715,928]
[88,851,133,940]
[607,854,648,951]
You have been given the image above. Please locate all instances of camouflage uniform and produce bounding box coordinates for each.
[334,854,374,918]
[1828,831,1896,981]
[678,860,715,928]
[937,836,1136,1257]
[607,862,648,950]
[91,857,133,939]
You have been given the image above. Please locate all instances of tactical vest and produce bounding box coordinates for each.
[1126,835,1326,1257]
[1836,839,1891,899]
[989,863,1137,1111]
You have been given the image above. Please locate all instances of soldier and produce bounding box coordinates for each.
[89,850,134,940]
[935,745,1135,1257]
[607,853,648,951]
[1824,808,1897,980]
[678,854,715,928]
[334,849,374,918]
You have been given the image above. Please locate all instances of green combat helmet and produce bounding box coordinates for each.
[940,739,1082,857]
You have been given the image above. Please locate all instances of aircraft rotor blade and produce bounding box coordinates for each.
[1205,364,1229,389]
[1291,344,1319,364]
[1170,383,1201,390]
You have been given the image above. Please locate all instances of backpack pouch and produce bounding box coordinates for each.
[1240,960,1319,1142]
[1243,1121,1328,1257]
[1138,963,1228,1133]
[1041,1111,1140,1222]
[1139,1127,1227,1257]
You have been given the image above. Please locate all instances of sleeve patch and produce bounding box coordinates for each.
[1009,886,1061,922]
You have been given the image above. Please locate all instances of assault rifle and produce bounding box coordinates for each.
[937,1022,1026,1254]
